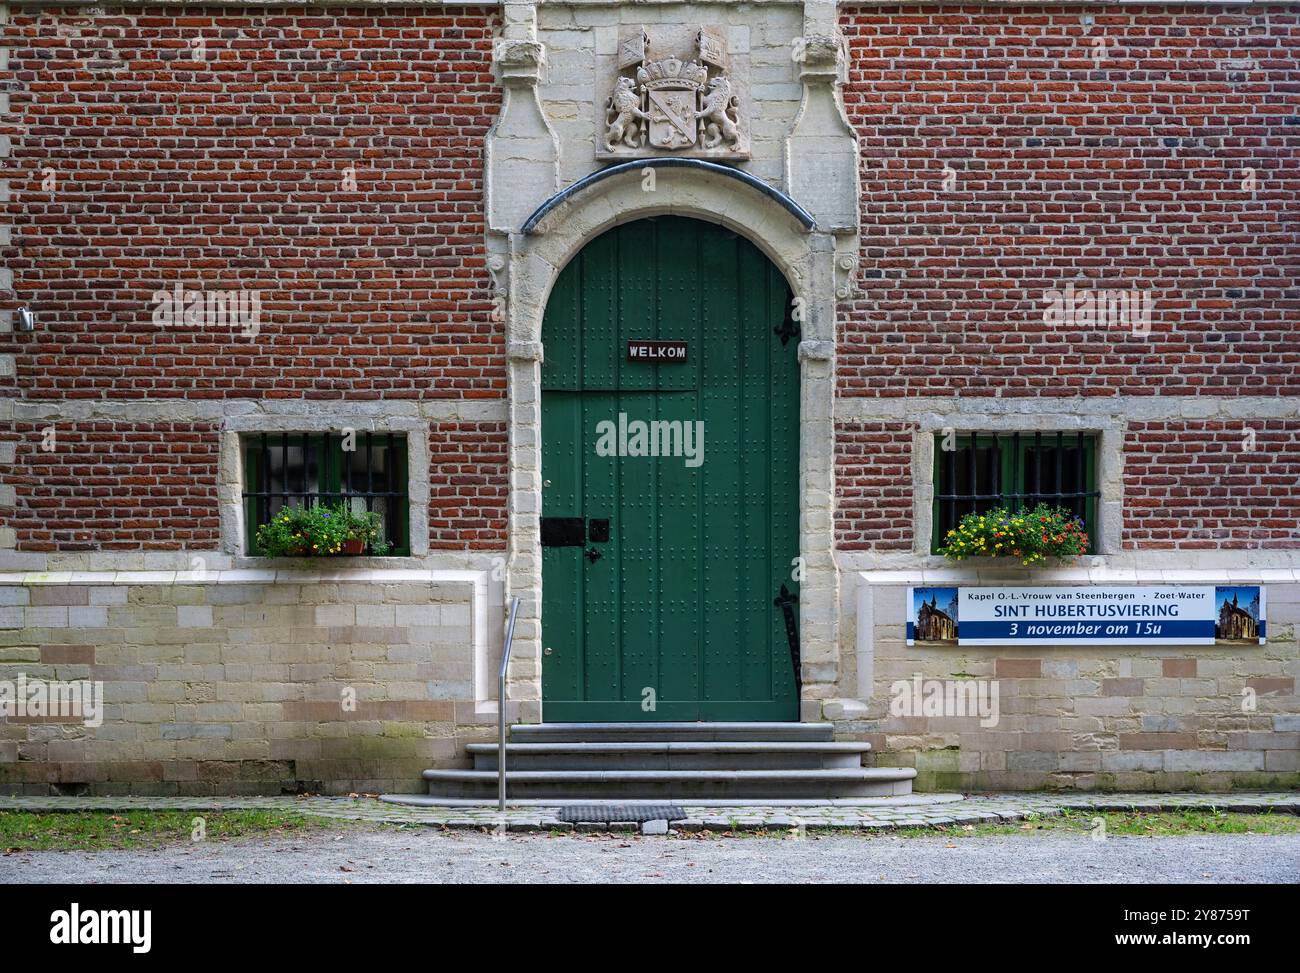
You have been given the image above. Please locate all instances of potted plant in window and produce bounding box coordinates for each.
[254,506,316,557]
[255,502,392,557]
[340,506,389,556]
[938,504,1089,567]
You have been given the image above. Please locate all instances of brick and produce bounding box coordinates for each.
[1074,697,1134,718]
[68,607,108,628]
[1101,752,1164,772]
[282,700,455,722]
[1140,714,1184,733]
[1248,678,1294,696]
[1006,751,1058,772]
[23,607,67,628]
[160,724,232,740]
[39,644,94,664]
[1019,732,1069,751]
[1119,732,1197,751]
[1058,752,1101,772]
[177,606,213,628]
[29,586,88,606]
[314,605,354,628]
[1165,751,1264,772]
[1102,678,1145,697]
[996,659,1041,679]
[1227,732,1300,750]
[355,605,396,628]
[1161,658,1197,678]
[395,605,440,627]
[1264,751,1300,772]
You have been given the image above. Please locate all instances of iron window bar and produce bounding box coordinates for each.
[935,431,1099,550]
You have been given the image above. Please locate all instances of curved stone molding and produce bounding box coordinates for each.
[522,158,817,235]
[834,247,858,299]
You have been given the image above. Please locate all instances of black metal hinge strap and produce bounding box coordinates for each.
[774,583,801,694]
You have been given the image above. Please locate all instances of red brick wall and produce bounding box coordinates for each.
[0,418,514,552]
[428,419,508,548]
[1,422,220,550]
[4,6,1296,554]
[1124,420,1300,549]
[0,7,510,552]
[2,6,503,400]
[839,4,1299,399]
[834,421,913,550]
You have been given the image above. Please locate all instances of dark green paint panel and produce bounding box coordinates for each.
[541,217,799,722]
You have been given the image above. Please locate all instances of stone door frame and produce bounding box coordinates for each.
[498,164,848,721]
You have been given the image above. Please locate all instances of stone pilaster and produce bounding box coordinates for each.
[486,2,560,234]
[504,336,543,718]
[784,2,859,233]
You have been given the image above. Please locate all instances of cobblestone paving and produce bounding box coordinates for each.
[1,792,1296,832]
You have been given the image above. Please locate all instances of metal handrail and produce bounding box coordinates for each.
[497,597,521,812]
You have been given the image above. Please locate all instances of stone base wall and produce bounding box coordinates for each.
[833,572,1300,792]
[0,572,498,796]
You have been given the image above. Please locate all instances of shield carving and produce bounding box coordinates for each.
[646,85,698,149]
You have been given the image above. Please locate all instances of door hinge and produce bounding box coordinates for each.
[773,299,801,346]
[774,583,801,693]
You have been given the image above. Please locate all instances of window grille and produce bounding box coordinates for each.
[241,432,409,555]
[932,431,1098,553]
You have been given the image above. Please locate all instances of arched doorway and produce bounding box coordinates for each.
[539,216,800,721]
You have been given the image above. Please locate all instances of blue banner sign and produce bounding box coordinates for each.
[907,585,1266,647]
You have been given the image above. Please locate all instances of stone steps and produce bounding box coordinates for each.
[421,767,917,800]
[414,723,915,802]
[506,721,836,743]
[465,740,873,771]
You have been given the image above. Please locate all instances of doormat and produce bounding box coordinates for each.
[555,804,686,824]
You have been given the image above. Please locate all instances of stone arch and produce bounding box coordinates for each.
[521,159,817,234]
[508,164,829,348]
[499,162,843,721]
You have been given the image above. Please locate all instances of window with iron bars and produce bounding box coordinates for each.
[241,432,410,555]
[931,431,1099,554]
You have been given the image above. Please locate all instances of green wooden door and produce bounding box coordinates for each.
[541,217,799,722]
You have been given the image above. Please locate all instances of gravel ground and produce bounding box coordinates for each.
[3,829,1298,884]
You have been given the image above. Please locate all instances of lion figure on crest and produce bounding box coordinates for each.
[604,76,649,151]
[695,75,741,150]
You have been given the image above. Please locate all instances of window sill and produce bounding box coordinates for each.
[232,554,419,569]
[912,555,1111,580]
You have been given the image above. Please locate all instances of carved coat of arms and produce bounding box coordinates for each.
[599,26,749,160]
